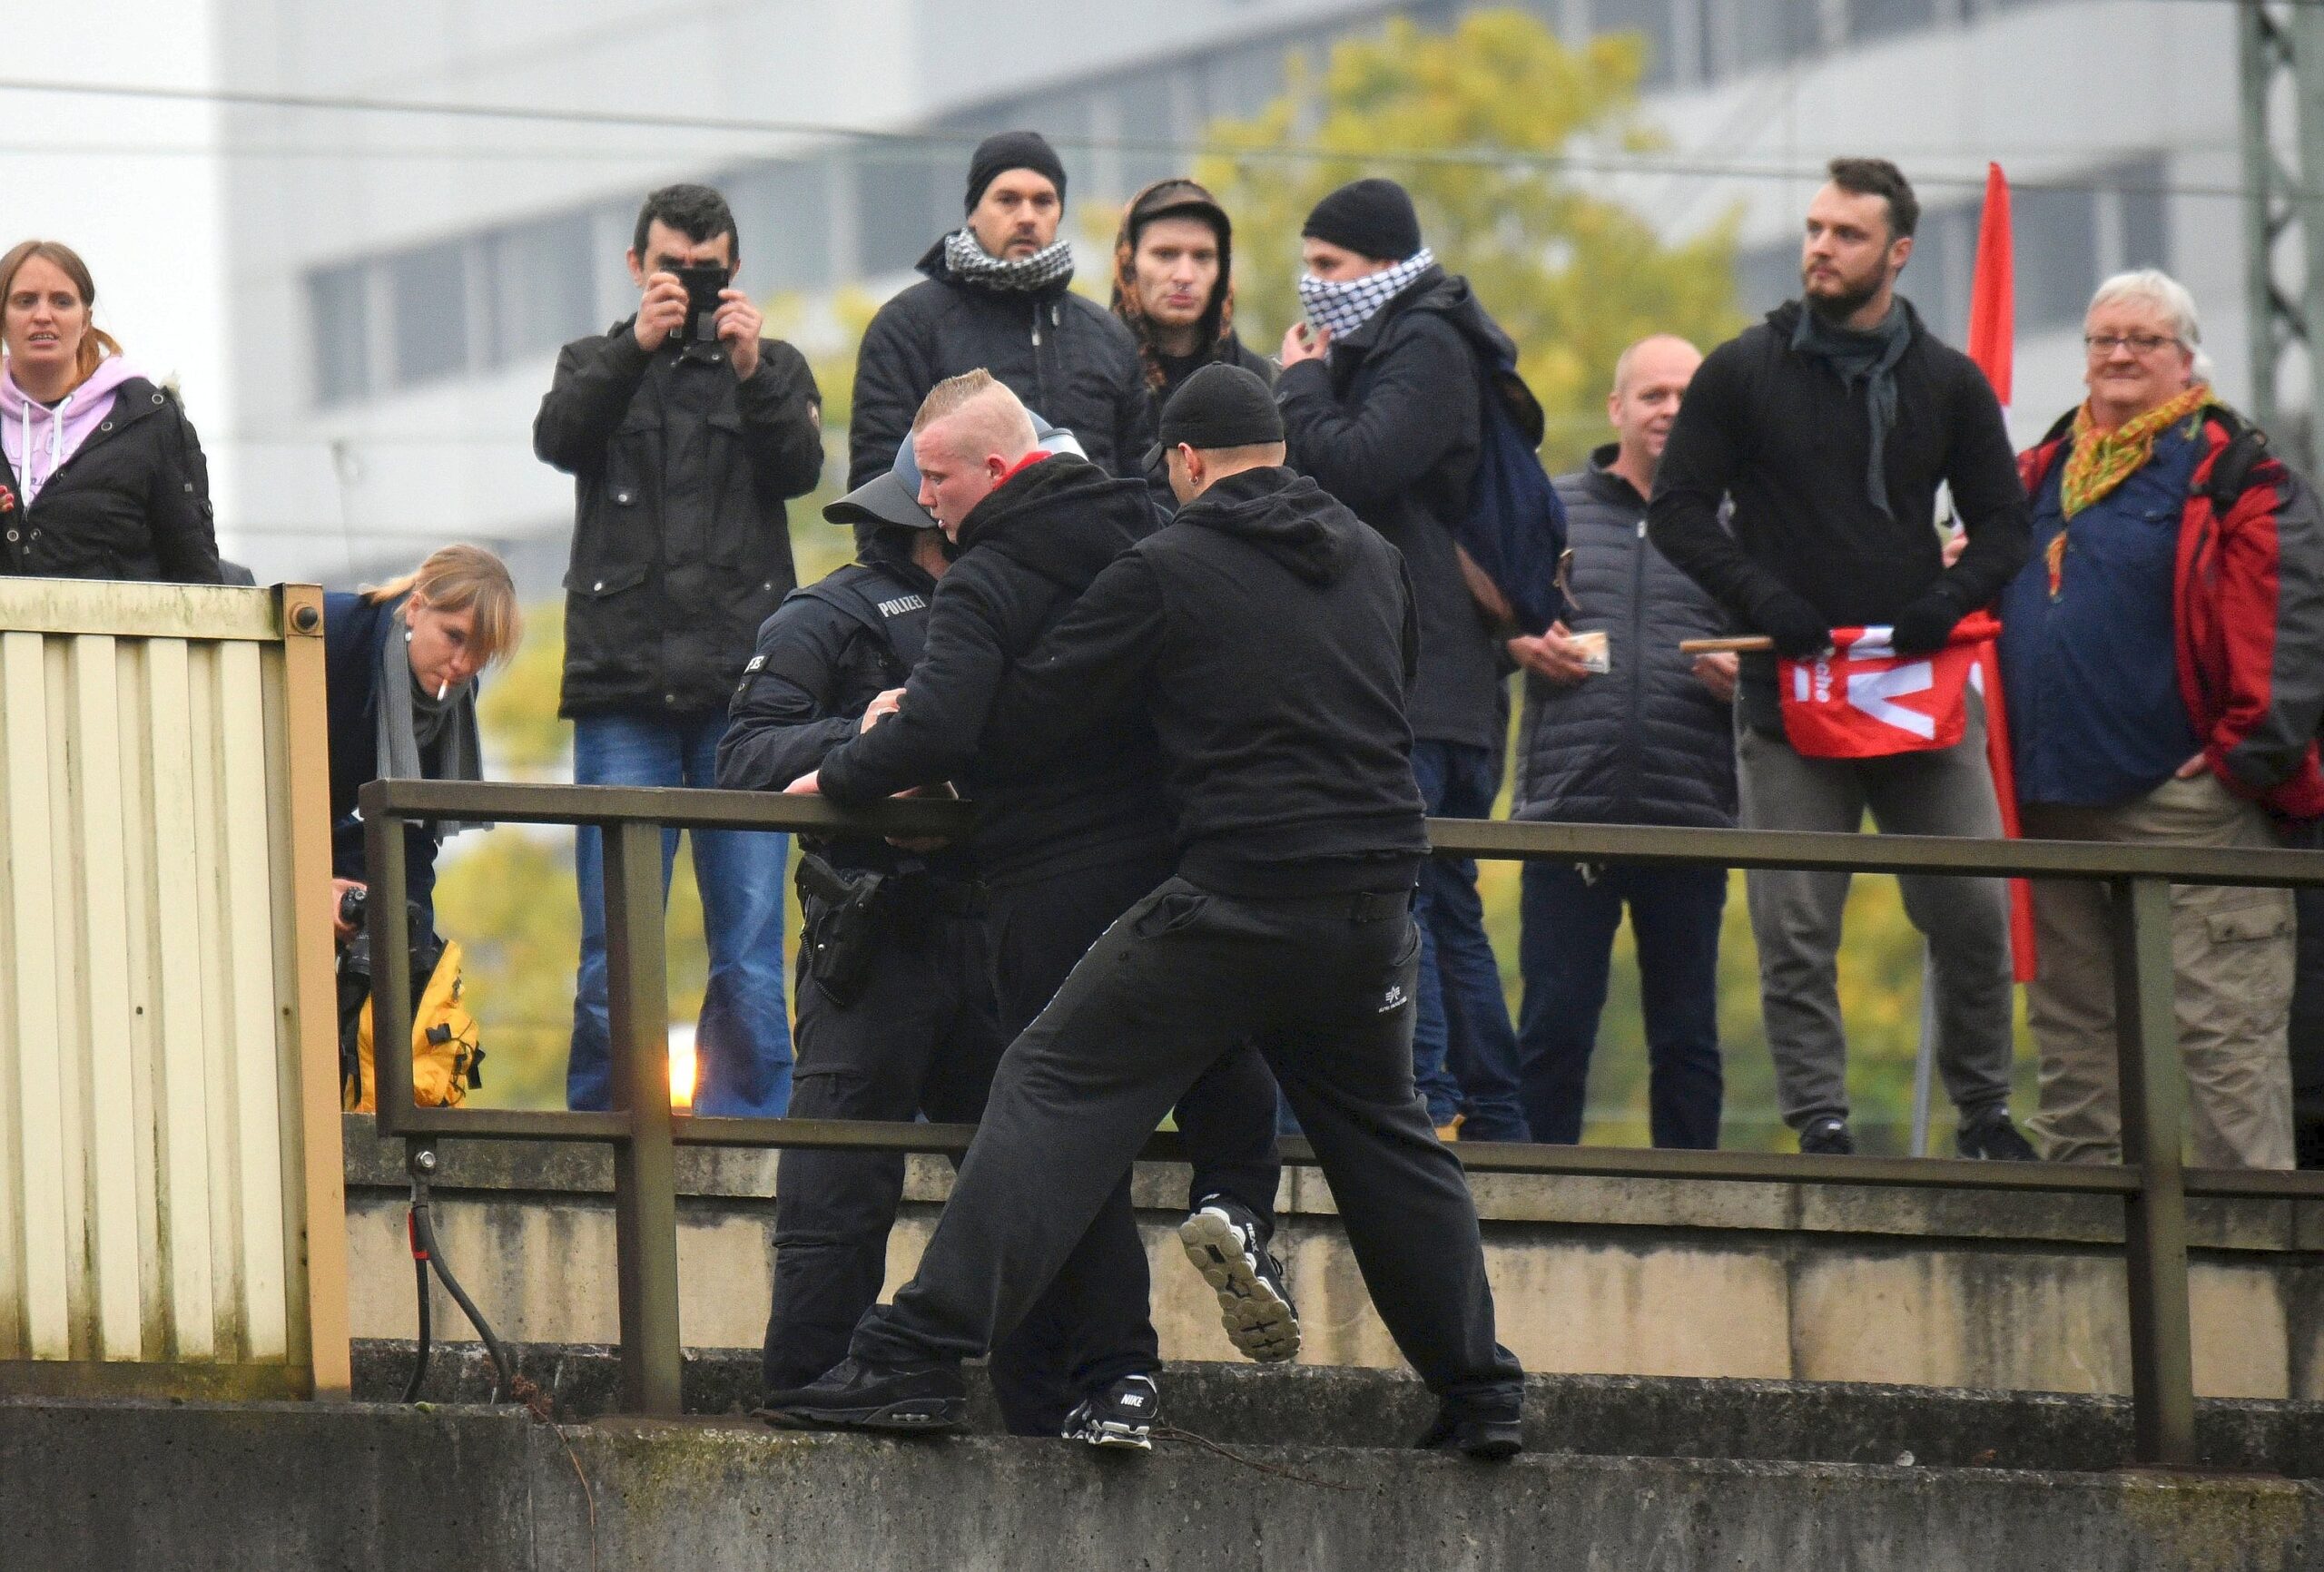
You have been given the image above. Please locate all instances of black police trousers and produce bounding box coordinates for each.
[852,877,1524,1413]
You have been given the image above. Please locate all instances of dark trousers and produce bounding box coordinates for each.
[766,889,1153,1435]
[763,902,1003,1380]
[1410,741,1530,1139]
[1516,860,1726,1149]
[979,860,1285,1427]
[852,877,1523,1412]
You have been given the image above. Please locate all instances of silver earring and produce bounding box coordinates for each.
[404,628,414,643]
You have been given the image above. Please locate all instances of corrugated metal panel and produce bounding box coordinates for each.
[0,584,341,1390]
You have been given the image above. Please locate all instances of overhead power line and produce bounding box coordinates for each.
[0,74,2289,202]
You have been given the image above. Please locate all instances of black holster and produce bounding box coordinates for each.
[796,850,891,1007]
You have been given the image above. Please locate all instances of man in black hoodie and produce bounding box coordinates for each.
[764,365,1527,1459]
[1647,157,2037,1161]
[1275,177,1530,1145]
[848,131,1151,488]
[785,370,1288,1448]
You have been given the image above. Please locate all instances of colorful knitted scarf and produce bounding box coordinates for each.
[2044,381,2211,596]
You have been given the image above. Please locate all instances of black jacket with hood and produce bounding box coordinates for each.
[0,376,222,584]
[1275,265,1500,752]
[1514,449,1736,829]
[812,454,1170,887]
[534,321,824,720]
[1647,299,2030,726]
[985,466,1429,898]
[848,240,1153,489]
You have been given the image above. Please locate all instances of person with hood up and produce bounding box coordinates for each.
[1274,177,1530,1145]
[1109,178,1273,416]
[847,132,1150,488]
[783,370,1287,1450]
[0,239,221,583]
[763,364,1528,1460]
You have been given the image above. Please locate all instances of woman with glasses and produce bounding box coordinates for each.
[2000,269,2324,1169]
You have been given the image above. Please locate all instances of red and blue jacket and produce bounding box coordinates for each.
[2018,406,2324,820]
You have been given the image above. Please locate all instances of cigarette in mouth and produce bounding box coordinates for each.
[437,681,449,701]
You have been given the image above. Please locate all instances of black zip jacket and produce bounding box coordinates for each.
[1275,267,1498,751]
[534,321,824,719]
[0,378,222,583]
[812,455,1170,887]
[716,547,969,878]
[985,466,1429,897]
[1647,299,2030,722]
[1514,449,1735,829]
[847,240,1152,489]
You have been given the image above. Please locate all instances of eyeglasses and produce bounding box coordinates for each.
[2083,332,2182,357]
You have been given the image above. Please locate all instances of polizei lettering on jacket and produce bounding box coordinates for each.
[876,594,928,618]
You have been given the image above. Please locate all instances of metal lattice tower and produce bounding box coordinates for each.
[2240,0,2324,473]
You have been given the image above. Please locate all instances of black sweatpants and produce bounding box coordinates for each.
[977,860,1285,1426]
[853,878,1522,1410]
[768,895,1120,1433]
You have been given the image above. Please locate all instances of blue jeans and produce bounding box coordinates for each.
[567,711,793,1116]
[1516,860,1725,1149]
[1410,741,1529,1140]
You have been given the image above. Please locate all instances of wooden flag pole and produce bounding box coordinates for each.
[1678,636,1773,654]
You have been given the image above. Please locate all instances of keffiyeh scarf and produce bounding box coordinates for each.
[1295,248,1437,340]
[942,228,1076,294]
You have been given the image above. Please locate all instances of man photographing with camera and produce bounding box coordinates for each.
[535,182,826,1119]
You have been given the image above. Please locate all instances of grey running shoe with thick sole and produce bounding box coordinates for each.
[1178,1198,1301,1363]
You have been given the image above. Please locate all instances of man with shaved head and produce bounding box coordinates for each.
[784,370,1287,1449]
[1508,336,1736,1149]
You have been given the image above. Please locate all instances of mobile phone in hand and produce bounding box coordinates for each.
[675,264,731,344]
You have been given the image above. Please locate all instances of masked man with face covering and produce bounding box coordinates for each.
[847,132,1151,488]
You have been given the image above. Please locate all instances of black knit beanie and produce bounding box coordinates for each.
[965,131,1068,213]
[1160,364,1285,451]
[1301,178,1422,260]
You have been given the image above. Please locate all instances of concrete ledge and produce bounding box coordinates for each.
[6,1394,2320,1572]
[353,1341,2324,1479]
[341,1116,2324,1400]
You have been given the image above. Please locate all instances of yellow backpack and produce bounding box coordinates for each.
[343,938,486,1113]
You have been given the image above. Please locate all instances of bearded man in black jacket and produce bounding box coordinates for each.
[1647,157,2037,1161]
[783,369,1288,1449]
[764,365,1527,1460]
[847,132,1150,488]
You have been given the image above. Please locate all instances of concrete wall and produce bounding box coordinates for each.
[341,1117,2324,1400]
[8,1396,2322,1572]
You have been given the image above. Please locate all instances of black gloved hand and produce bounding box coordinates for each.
[1750,589,1832,660]
[1889,588,1965,656]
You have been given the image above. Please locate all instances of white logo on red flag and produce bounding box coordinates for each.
[1777,613,2001,759]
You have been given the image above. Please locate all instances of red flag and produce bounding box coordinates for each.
[1777,614,2001,760]
[1970,642,2041,984]
[1966,162,2013,405]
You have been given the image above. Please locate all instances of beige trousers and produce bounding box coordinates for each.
[2020,773,2296,1170]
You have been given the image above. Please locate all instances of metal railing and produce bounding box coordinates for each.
[360,777,2324,1463]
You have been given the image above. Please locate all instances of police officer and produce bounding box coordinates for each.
[715,439,1027,1427]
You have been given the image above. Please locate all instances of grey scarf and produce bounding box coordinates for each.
[1790,302,1912,516]
[941,228,1076,293]
[375,594,484,840]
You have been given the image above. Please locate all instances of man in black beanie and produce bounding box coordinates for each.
[764,362,1528,1459]
[848,130,1151,489]
[1276,177,1533,1147]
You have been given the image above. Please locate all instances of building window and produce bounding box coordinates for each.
[853,148,944,278]
[386,241,471,388]
[487,213,596,367]
[307,263,372,408]
[1734,234,1799,317]
[1720,0,1821,76]
[2014,182,2100,333]
[724,161,833,294]
[1592,0,1684,87]
[1847,0,1938,47]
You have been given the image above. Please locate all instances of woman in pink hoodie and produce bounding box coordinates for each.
[0,240,221,583]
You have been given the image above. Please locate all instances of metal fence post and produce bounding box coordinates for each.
[2111,874,2197,1466]
[603,819,683,1415]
